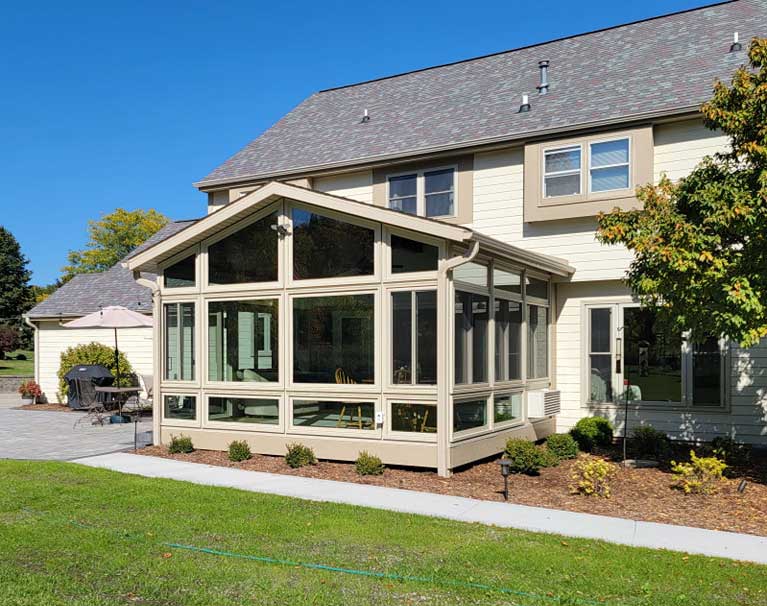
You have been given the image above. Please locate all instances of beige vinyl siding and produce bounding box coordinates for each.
[36,320,154,403]
[654,119,729,182]
[313,170,373,204]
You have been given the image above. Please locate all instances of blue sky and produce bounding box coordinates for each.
[1,0,710,285]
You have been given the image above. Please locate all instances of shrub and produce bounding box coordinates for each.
[15,353,27,361]
[355,451,385,476]
[57,342,134,397]
[228,440,252,462]
[18,380,42,400]
[710,436,751,467]
[168,435,194,454]
[538,446,561,468]
[570,417,614,452]
[671,450,727,494]
[545,433,579,460]
[0,325,20,360]
[503,439,544,474]
[632,425,671,460]
[285,443,317,468]
[570,457,617,498]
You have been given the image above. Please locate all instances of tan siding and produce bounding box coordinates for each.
[654,119,729,182]
[313,170,373,204]
[36,321,153,402]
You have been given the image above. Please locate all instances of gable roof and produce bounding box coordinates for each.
[125,181,574,277]
[27,220,196,319]
[197,0,766,188]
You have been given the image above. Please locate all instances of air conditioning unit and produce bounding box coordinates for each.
[527,389,561,418]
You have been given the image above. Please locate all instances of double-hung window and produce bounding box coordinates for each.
[387,168,455,218]
[544,146,581,198]
[589,138,630,193]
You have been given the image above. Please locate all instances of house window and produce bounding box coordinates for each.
[454,291,489,384]
[292,208,374,280]
[494,392,522,424]
[164,303,195,381]
[391,402,437,433]
[208,397,279,425]
[390,234,438,274]
[208,299,278,383]
[526,276,549,301]
[544,146,581,198]
[590,138,630,193]
[164,255,195,288]
[293,294,375,384]
[453,398,487,432]
[493,267,521,295]
[527,304,548,380]
[208,211,278,285]
[588,308,613,403]
[164,395,196,421]
[388,168,455,218]
[495,299,522,382]
[293,400,375,430]
[453,262,488,287]
[391,290,437,385]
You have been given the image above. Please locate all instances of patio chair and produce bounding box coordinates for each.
[72,379,108,427]
[334,368,372,429]
[123,374,153,414]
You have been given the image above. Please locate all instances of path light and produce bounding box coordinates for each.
[499,458,512,501]
[738,479,747,493]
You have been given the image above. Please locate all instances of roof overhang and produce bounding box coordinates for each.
[125,181,574,278]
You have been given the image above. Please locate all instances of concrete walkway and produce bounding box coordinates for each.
[75,452,767,565]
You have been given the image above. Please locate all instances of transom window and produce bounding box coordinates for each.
[208,211,278,285]
[387,168,455,218]
[164,255,195,288]
[390,234,439,274]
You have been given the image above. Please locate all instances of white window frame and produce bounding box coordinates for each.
[162,300,199,386]
[543,145,582,199]
[492,389,526,430]
[588,136,631,194]
[450,393,491,440]
[161,392,201,429]
[385,397,438,443]
[386,165,457,219]
[203,392,284,433]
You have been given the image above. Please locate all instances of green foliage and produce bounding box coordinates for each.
[545,433,579,460]
[0,227,32,324]
[168,435,194,454]
[537,446,561,469]
[631,426,671,460]
[61,208,169,283]
[671,450,727,494]
[569,417,614,452]
[570,457,617,498]
[597,39,767,347]
[710,436,751,467]
[285,443,317,468]
[0,325,20,359]
[227,440,252,462]
[57,342,134,398]
[355,451,385,476]
[503,439,543,475]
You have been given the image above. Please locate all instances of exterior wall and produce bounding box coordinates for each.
[653,119,729,182]
[35,320,154,402]
[313,170,373,203]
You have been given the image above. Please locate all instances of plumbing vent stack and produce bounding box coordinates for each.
[537,60,550,95]
[519,94,531,113]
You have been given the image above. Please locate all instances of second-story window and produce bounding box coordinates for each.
[544,146,581,198]
[589,138,630,193]
[388,168,455,218]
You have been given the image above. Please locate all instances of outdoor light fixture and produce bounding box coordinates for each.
[270,223,290,236]
[498,458,512,501]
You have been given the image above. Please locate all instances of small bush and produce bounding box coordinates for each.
[57,342,134,397]
[285,443,317,468]
[671,450,727,494]
[545,433,579,460]
[632,425,671,460]
[570,417,614,452]
[570,457,617,498]
[503,439,544,474]
[168,435,194,454]
[538,446,561,468]
[15,353,27,361]
[711,436,751,467]
[228,440,252,462]
[355,451,385,476]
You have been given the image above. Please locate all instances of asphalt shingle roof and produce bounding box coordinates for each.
[27,220,197,319]
[198,0,767,186]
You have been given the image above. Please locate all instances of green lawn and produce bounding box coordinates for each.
[0,350,33,376]
[0,462,764,606]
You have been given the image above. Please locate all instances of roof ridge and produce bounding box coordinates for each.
[318,0,737,93]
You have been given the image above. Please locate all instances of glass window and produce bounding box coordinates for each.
[453,399,487,432]
[208,300,278,383]
[454,291,488,384]
[424,169,454,217]
[292,208,374,280]
[495,299,522,381]
[392,292,412,384]
[493,268,521,295]
[388,174,417,215]
[590,139,629,192]
[391,234,438,273]
[164,303,195,381]
[208,212,278,285]
[293,400,374,430]
[526,276,549,300]
[392,291,437,385]
[544,146,581,197]
[164,255,195,288]
[293,295,375,384]
[494,393,522,424]
[453,262,487,287]
[208,396,278,424]
[391,402,437,433]
[589,308,613,403]
[693,337,722,406]
[164,395,196,421]
[527,304,549,380]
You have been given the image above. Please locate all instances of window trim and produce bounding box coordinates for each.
[492,389,526,430]
[383,226,444,282]
[588,136,632,195]
[384,397,438,443]
[159,247,201,295]
[203,392,284,433]
[162,300,199,387]
[161,392,200,428]
[386,165,457,219]
[288,395,382,438]
[450,394,491,440]
[387,286,439,390]
[543,144,582,199]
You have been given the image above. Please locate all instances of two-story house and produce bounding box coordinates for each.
[70,0,767,476]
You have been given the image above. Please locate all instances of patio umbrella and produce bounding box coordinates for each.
[63,306,153,387]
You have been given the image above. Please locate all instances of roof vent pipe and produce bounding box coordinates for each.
[730,32,742,52]
[361,108,370,123]
[537,60,550,95]
[519,94,531,113]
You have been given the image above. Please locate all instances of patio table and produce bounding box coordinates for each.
[95,386,140,419]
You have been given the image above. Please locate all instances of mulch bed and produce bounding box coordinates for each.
[16,403,74,412]
[140,445,767,537]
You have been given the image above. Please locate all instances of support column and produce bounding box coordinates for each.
[436,264,451,477]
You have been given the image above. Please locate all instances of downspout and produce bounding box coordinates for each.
[435,239,480,477]
[22,315,39,392]
[134,271,162,446]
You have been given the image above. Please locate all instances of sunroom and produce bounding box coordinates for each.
[126,182,574,476]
